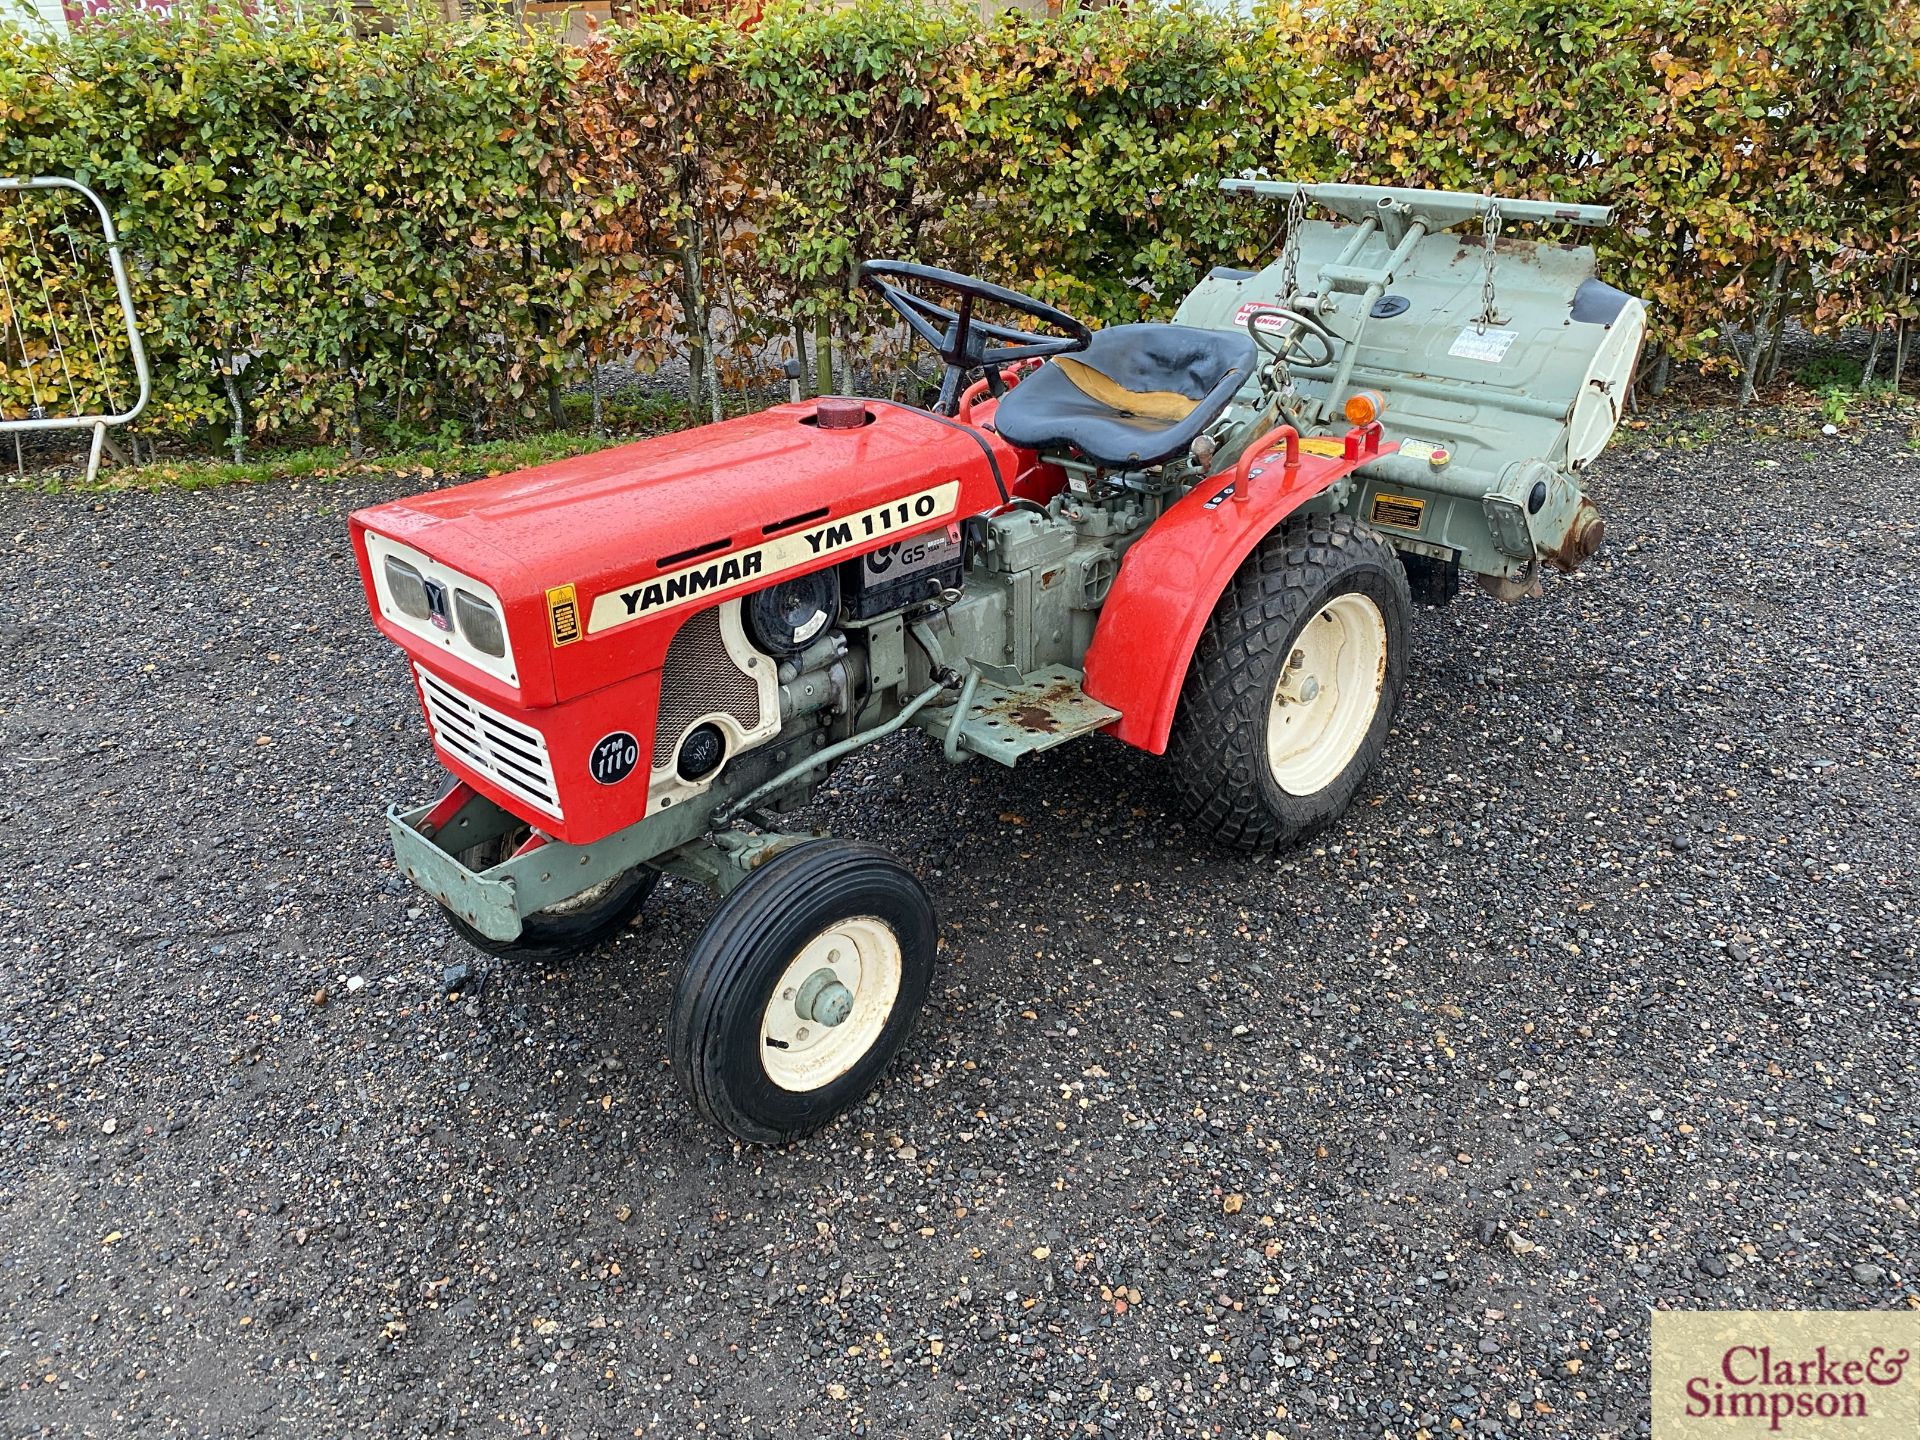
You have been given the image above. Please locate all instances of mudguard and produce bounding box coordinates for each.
[1083,427,1390,754]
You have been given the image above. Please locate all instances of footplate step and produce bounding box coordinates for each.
[922,663,1121,767]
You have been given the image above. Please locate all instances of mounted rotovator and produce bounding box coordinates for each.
[1179,182,1645,602]
[352,181,1645,1146]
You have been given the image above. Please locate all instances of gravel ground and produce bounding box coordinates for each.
[3,404,1917,1439]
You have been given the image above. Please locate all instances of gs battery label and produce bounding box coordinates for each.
[861,525,960,582]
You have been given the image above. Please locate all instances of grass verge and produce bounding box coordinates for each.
[57,430,627,493]
[21,388,708,492]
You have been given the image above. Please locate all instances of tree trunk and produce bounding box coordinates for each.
[1651,347,1672,398]
[699,236,723,427]
[1760,281,1791,387]
[791,318,811,400]
[1862,266,1891,386]
[589,353,605,438]
[840,259,861,397]
[222,366,246,465]
[1894,258,1912,394]
[814,314,833,398]
[1739,255,1788,407]
[345,341,367,458]
[836,320,850,398]
[681,209,708,423]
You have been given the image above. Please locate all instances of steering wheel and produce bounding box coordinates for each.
[1243,303,1337,370]
[859,260,1092,417]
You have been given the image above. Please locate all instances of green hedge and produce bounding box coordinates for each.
[2,0,1915,448]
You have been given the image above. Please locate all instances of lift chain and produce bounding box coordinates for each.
[1476,194,1503,333]
[1279,187,1309,303]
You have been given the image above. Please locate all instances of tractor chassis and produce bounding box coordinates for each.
[390,784,829,942]
[388,642,1122,943]
[389,715,839,943]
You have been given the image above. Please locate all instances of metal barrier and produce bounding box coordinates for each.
[0,176,151,481]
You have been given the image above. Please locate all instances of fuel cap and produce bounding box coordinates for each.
[815,398,868,429]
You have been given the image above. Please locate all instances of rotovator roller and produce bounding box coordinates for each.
[351,181,1646,1144]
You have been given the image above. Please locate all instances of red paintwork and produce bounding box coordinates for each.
[356,371,1390,844]
[965,392,1069,505]
[354,400,1025,846]
[955,359,1045,427]
[1083,426,1393,755]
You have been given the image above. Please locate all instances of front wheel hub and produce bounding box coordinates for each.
[758,917,905,1092]
[794,967,854,1027]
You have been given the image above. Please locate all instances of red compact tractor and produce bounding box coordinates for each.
[353,182,1645,1142]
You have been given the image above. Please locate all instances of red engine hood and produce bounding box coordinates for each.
[351,400,1015,706]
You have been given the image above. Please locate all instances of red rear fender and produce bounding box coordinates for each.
[1083,429,1389,754]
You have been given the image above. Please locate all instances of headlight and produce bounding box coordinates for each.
[364,530,519,688]
[384,557,431,619]
[455,589,506,657]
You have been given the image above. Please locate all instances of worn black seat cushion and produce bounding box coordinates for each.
[991,323,1258,468]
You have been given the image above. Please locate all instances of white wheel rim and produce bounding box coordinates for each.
[1266,591,1388,796]
[758,917,902,1093]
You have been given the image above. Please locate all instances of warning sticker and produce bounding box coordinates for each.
[1448,326,1520,363]
[1370,493,1426,530]
[1299,436,1347,457]
[547,583,582,647]
[1397,438,1452,467]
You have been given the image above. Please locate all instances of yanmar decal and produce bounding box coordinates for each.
[588,482,960,635]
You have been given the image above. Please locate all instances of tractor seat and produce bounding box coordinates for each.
[991,323,1259,469]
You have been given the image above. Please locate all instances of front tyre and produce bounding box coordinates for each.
[1168,513,1412,853]
[669,841,937,1145]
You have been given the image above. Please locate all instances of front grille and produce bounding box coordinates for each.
[652,606,762,769]
[415,665,563,820]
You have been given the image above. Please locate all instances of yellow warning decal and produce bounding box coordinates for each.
[1370,493,1426,530]
[1299,435,1347,457]
[1397,438,1451,466]
[547,583,582,646]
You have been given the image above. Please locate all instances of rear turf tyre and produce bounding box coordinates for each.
[442,826,657,962]
[669,841,937,1145]
[1168,513,1412,853]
